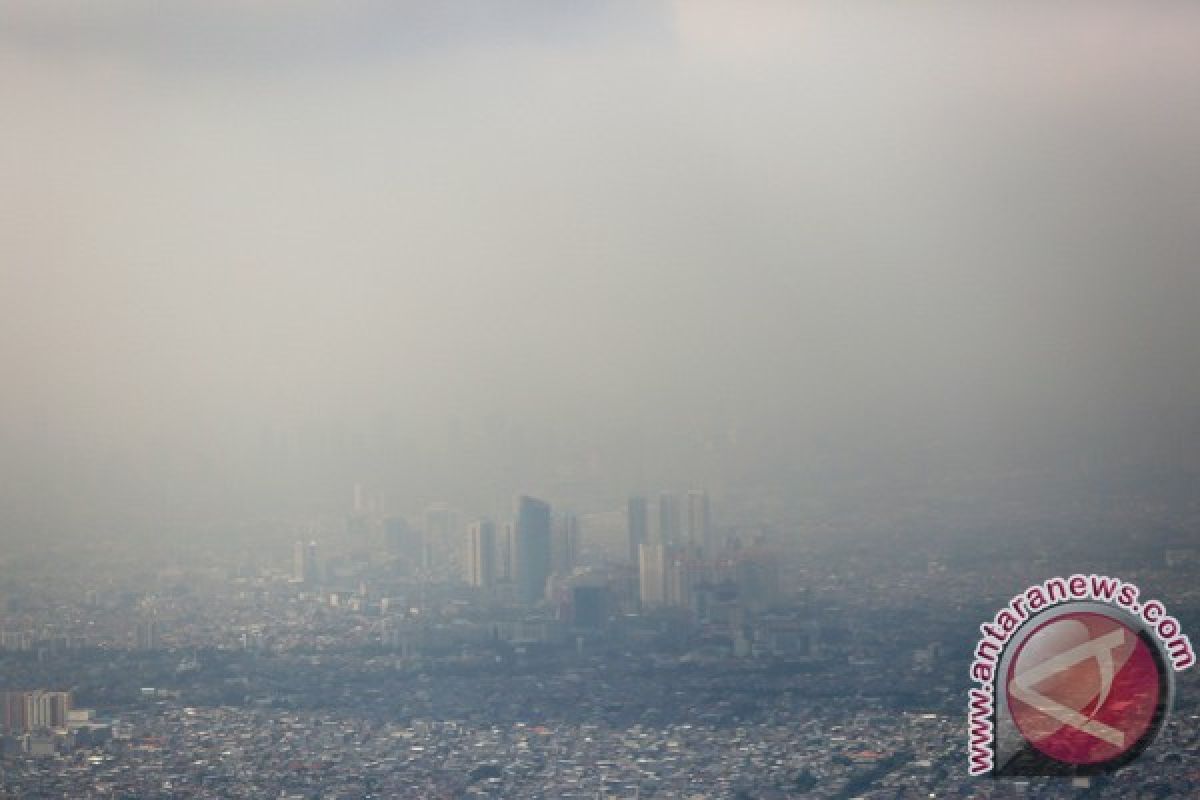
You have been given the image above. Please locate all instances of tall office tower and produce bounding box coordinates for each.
[293,540,319,584]
[551,512,579,575]
[626,496,648,564]
[422,503,455,571]
[498,522,516,582]
[658,492,680,545]
[665,555,701,610]
[292,540,305,582]
[513,495,552,605]
[638,543,667,609]
[685,489,712,554]
[135,620,160,651]
[466,519,497,589]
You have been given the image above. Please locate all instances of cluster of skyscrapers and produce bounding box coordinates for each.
[466,496,578,605]
[627,490,712,556]
[629,490,715,610]
[291,488,719,613]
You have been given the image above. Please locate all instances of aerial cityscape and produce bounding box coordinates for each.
[2,481,1198,797]
[3,2,1200,798]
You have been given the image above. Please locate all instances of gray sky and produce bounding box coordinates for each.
[2,2,1199,538]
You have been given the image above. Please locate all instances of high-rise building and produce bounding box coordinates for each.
[0,692,17,734]
[293,540,319,584]
[513,495,552,605]
[466,519,496,590]
[3,691,71,733]
[685,489,712,554]
[551,512,579,575]
[135,620,160,651]
[658,492,680,545]
[292,540,305,582]
[499,522,516,583]
[665,554,703,610]
[639,543,667,609]
[626,496,648,563]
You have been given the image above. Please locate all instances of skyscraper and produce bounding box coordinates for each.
[665,554,702,610]
[658,492,680,545]
[626,496,648,564]
[639,542,667,609]
[293,540,318,584]
[466,519,496,590]
[499,521,516,583]
[685,489,712,554]
[551,512,579,575]
[513,495,552,605]
[135,620,160,651]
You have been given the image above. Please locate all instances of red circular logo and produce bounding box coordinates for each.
[1006,611,1163,766]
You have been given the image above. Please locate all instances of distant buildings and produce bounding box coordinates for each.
[293,540,319,585]
[345,513,371,552]
[383,516,417,559]
[636,490,720,609]
[347,484,383,552]
[639,543,667,609]
[734,554,781,611]
[657,492,680,545]
[665,553,702,610]
[685,489,712,554]
[134,620,160,651]
[0,631,33,651]
[513,496,552,605]
[466,519,496,590]
[1,691,71,734]
[422,503,455,572]
[571,585,610,629]
[626,496,648,564]
[551,512,579,576]
[499,522,516,584]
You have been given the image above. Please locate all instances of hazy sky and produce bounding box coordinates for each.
[2,2,1199,537]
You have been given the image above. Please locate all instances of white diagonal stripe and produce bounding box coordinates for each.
[1008,628,1127,748]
